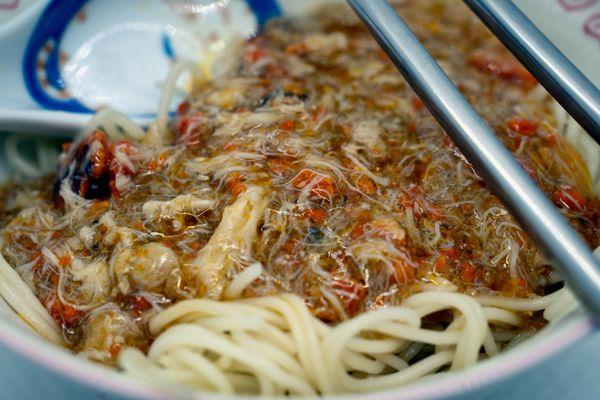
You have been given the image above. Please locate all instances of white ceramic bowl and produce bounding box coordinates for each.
[0,0,599,399]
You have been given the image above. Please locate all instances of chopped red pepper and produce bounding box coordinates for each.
[303,208,327,224]
[552,184,587,211]
[243,47,266,63]
[399,185,443,220]
[330,274,367,316]
[177,101,189,115]
[110,343,122,359]
[469,52,537,87]
[223,142,237,152]
[45,295,84,327]
[267,157,294,174]
[61,304,80,325]
[148,151,168,172]
[279,119,295,131]
[441,247,460,260]
[350,222,366,240]
[507,118,538,136]
[89,145,109,178]
[285,42,306,55]
[175,112,204,146]
[436,247,460,274]
[411,96,425,111]
[435,254,447,273]
[543,134,559,147]
[356,175,377,196]
[292,169,335,198]
[133,295,152,313]
[392,259,415,284]
[310,106,328,121]
[459,261,477,283]
[226,172,246,198]
[177,117,191,134]
[58,255,72,267]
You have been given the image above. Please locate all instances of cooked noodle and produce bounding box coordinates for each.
[80,108,146,141]
[4,135,60,179]
[0,250,62,344]
[155,61,204,139]
[119,285,570,395]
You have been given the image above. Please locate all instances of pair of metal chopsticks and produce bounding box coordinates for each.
[347,0,600,316]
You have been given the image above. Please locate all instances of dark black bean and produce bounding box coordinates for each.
[284,91,309,102]
[259,92,274,107]
[85,174,111,199]
[306,226,324,243]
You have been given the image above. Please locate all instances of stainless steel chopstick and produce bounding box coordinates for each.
[347,0,600,316]
[465,0,600,142]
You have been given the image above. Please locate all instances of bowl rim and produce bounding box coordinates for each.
[0,306,594,400]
